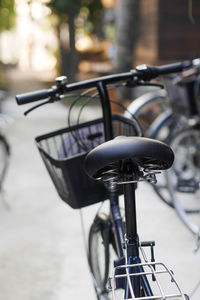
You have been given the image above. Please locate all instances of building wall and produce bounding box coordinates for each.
[134,0,159,65]
[158,0,200,61]
[134,0,200,65]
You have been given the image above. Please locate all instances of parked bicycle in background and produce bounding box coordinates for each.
[125,59,200,247]
[0,90,11,194]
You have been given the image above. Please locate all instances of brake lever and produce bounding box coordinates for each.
[137,82,164,89]
[24,76,68,116]
[24,98,53,116]
[126,79,164,89]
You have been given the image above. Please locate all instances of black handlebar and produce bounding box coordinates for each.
[16,89,54,105]
[16,60,192,106]
[136,61,191,80]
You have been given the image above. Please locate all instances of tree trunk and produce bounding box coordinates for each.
[114,0,139,101]
[57,12,78,82]
[68,11,78,82]
[57,22,69,76]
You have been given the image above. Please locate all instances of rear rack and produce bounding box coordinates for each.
[109,261,188,300]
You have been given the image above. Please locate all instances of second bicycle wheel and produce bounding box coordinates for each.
[88,213,118,300]
[150,114,178,208]
[166,127,200,236]
[0,134,10,190]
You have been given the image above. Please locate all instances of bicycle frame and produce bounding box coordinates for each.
[94,80,154,297]
[109,182,155,298]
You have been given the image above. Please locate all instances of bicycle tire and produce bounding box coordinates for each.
[148,112,198,213]
[88,214,117,300]
[124,90,167,136]
[148,113,181,208]
[0,134,10,191]
[124,90,176,208]
[166,127,200,236]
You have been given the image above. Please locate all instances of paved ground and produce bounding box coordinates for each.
[0,69,199,300]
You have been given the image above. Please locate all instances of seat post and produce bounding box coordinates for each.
[123,182,141,298]
[124,182,139,257]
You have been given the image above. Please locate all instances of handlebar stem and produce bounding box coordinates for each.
[97,81,113,141]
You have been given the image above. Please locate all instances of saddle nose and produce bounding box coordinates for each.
[84,136,174,179]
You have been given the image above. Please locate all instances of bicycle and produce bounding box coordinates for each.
[0,90,11,193]
[125,59,200,242]
[16,61,190,299]
[162,62,200,245]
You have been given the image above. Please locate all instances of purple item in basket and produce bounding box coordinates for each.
[58,123,105,159]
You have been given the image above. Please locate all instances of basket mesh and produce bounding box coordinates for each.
[36,114,140,209]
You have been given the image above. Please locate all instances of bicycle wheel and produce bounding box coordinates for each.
[166,127,200,236]
[124,89,167,136]
[149,113,182,208]
[88,214,117,300]
[0,134,10,190]
[124,90,177,208]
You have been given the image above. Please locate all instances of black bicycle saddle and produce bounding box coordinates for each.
[84,136,174,179]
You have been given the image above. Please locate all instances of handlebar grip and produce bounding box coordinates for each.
[136,61,192,80]
[152,61,192,76]
[16,89,51,105]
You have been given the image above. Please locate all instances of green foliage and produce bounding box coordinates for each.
[0,0,16,31]
[48,0,81,16]
[188,0,195,23]
[82,0,103,22]
[48,0,103,33]
[81,0,103,33]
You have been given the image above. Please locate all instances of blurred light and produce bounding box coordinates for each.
[31,2,43,19]
[101,0,115,8]
[0,0,57,72]
[76,35,93,52]
[16,1,30,16]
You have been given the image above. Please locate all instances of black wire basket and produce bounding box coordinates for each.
[36,114,140,209]
[164,73,200,117]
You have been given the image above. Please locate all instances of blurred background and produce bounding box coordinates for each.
[0,1,200,300]
[1,0,200,92]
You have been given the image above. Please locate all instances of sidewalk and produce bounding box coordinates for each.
[0,68,199,300]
